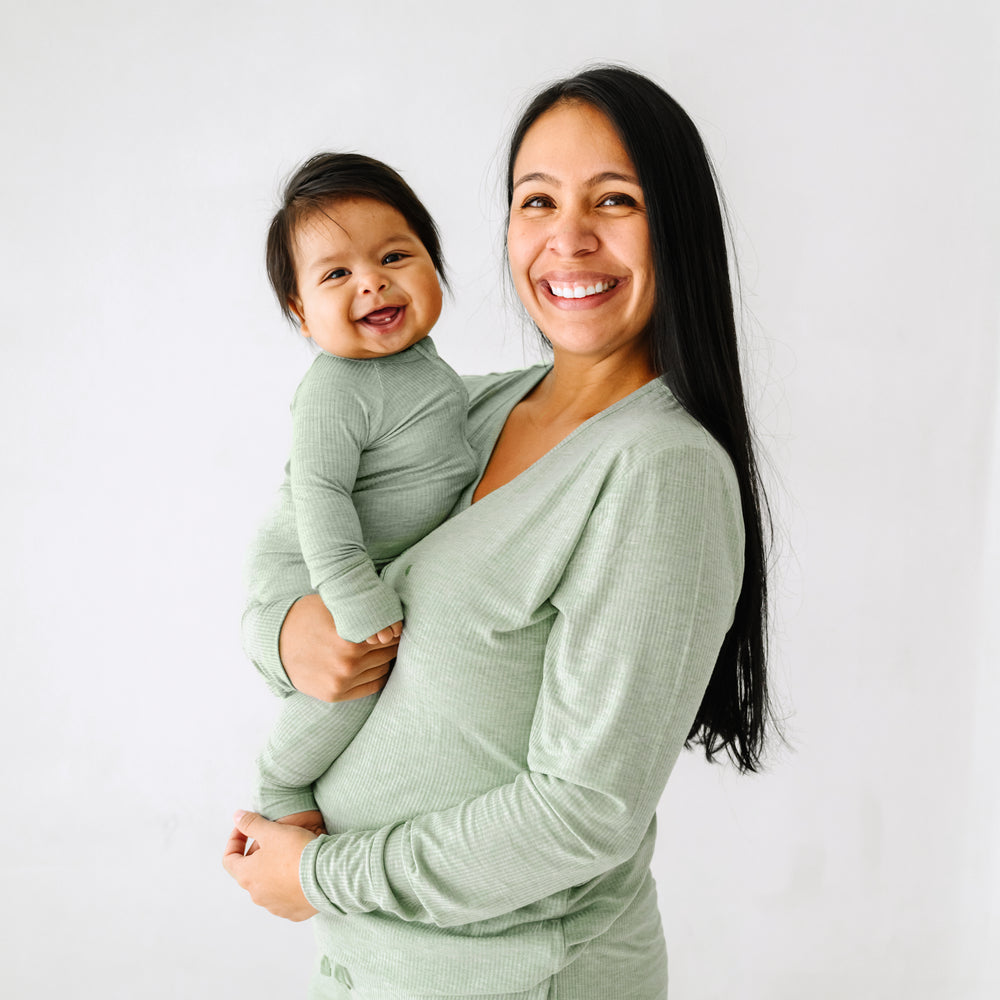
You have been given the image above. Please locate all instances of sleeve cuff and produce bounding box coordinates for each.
[298,826,422,919]
[241,597,300,697]
[254,786,320,820]
[318,574,404,644]
[299,835,341,914]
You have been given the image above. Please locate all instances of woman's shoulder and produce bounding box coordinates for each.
[600,378,729,459]
[461,364,550,407]
[582,380,741,506]
[460,365,550,437]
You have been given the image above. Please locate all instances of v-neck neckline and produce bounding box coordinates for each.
[463,372,664,510]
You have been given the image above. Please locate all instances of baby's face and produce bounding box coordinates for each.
[290,198,442,359]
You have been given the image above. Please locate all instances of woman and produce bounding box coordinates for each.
[225,65,773,999]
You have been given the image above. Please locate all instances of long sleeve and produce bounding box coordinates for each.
[299,444,744,925]
[291,358,403,642]
[254,692,379,818]
[241,596,299,698]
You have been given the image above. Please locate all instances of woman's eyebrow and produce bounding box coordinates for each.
[512,170,640,188]
[512,170,558,188]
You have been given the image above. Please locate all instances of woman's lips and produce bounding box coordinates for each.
[539,276,624,307]
[546,278,619,299]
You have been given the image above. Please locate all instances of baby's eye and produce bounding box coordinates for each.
[324,267,350,281]
[382,251,410,265]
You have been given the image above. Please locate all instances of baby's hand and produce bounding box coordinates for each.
[365,620,403,646]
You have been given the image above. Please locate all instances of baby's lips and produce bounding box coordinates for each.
[360,306,402,325]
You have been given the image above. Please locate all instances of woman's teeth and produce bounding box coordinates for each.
[548,280,617,299]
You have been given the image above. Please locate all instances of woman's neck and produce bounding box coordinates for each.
[529,348,658,425]
[470,345,657,504]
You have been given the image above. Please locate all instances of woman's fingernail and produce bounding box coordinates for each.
[233,809,247,823]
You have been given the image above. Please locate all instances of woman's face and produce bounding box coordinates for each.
[507,101,655,365]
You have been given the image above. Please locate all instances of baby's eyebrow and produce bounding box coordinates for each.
[303,235,421,274]
[307,254,344,271]
[380,232,420,245]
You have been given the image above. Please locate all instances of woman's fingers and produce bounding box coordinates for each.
[222,810,320,921]
[222,827,250,876]
[279,595,399,701]
[343,656,394,692]
[222,811,265,874]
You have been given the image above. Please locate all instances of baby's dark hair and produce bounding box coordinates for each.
[266,152,448,323]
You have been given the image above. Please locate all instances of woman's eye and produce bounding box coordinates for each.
[520,195,554,209]
[382,252,409,265]
[599,193,637,208]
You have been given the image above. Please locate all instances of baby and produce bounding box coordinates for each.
[245,153,476,829]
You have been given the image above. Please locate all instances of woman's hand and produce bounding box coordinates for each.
[222,810,320,921]
[273,810,327,838]
[280,594,398,702]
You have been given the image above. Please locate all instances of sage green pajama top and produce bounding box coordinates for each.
[242,366,744,997]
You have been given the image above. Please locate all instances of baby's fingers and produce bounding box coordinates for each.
[365,621,403,645]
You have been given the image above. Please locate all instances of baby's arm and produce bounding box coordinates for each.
[291,358,404,642]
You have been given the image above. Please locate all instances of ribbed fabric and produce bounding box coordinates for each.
[246,335,476,643]
[246,336,475,815]
[304,868,667,999]
[243,367,744,997]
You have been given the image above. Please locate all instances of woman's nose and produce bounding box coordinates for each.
[546,212,598,257]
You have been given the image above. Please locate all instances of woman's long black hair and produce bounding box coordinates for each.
[506,65,775,773]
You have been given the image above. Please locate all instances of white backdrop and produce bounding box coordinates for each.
[2,1,997,997]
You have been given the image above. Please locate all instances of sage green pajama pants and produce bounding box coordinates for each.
[307,875,668,1000]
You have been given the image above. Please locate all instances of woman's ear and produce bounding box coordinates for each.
[288,298,310,338]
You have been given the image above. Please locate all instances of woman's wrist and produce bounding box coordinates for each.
[278,594,397,702]
[298,833,335,914]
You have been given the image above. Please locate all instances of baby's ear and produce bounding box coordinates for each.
[288,298,309,337]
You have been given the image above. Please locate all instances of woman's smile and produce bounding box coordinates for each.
[540,273,623,303]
